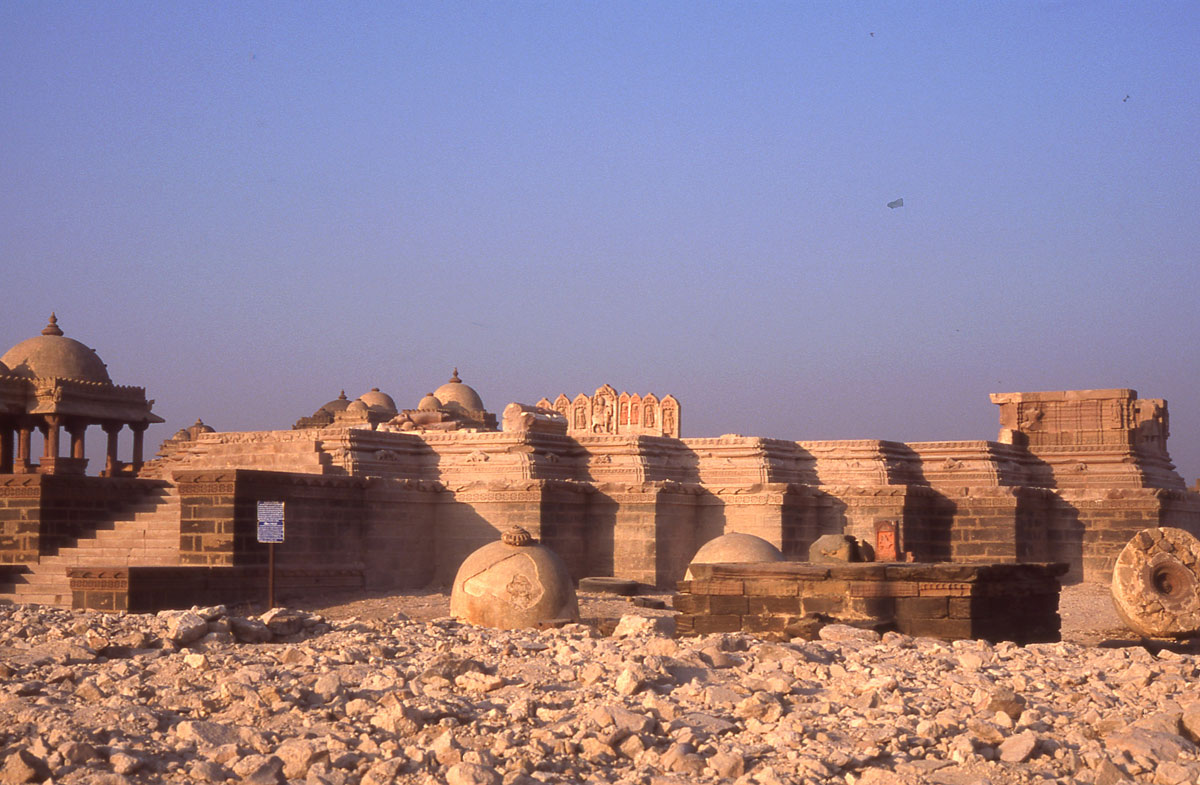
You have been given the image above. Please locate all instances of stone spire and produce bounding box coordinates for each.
[41,313,63,337]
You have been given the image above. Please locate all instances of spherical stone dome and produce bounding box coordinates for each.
[0,314,112,384]
[318,391,350,415]
[358,388,397,414]
[450,527,580,629]
[685,532,785,579]
[434,368,484,412]
[346,400,369,414]
[417,393,442,412]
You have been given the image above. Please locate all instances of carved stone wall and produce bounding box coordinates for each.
[537,385,681,438]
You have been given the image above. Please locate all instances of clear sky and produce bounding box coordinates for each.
[3,2,1198,482]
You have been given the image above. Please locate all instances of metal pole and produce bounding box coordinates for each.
[268,543,275,609]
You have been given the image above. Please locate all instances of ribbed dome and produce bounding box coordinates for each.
[417,393,442,412]
[434,369,484,412]
[358,388,397,414]
[0,314,112,384]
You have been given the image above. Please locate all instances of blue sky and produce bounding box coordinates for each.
[3,2,1198,481]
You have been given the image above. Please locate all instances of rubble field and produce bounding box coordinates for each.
[0,584,1197,785]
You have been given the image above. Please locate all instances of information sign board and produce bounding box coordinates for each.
[256,500,285,544]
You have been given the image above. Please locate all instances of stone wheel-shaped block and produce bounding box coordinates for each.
[1111,527,1200,639]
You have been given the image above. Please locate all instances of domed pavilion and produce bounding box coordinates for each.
[0,314,162,476]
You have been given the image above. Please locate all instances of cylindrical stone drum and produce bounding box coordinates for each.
[1111,527,1200,639]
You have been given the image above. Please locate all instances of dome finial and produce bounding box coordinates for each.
[42,313,63,337]
[338,390,347,400]
[449,368,461,383]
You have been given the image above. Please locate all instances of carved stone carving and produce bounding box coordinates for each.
[1112,527,1200,638]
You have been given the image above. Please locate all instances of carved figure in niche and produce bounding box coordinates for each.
[591,396,613,433]
[874,521,900,561]
[619,401,629,426]
[644,405,655,428]
[1019,404,1044,431]
[942,457,964,471]
[630,404,640,427]
[574,405,587,430]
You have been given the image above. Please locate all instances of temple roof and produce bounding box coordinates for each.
[0,314,112,384]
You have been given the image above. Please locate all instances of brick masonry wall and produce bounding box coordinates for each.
[586,486,659,586]
[0,477,41,563]
[676,561,1066,644]
[435,486,546,587]
[362,479,442,591]
[175,470,368,580]
[68,565,365,613]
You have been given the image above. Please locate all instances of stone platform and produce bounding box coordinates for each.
[675,561,1068,643]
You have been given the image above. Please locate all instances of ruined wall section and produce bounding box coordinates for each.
[991,389,1184,490]
[147,429,341,478]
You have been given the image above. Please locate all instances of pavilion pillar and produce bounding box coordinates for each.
[16,427,32,473]
[130,423,147,475]
[43,416,62,460]
[0,423,12,474]
[68,422,87,460]
[102,423,122,477]
[42,416,62,475]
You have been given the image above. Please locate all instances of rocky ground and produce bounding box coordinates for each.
[0,585,1198,785]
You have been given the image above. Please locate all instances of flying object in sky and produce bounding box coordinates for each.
[887,198,904,209]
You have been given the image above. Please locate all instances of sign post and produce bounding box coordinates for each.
[256,501,285,608]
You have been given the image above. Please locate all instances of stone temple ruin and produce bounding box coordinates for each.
[1,316,1198,611]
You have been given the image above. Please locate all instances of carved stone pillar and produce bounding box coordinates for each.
[42,415,63,475]
[16,426,32,473]
[0,423,12,474]
[102,423,122,476]
[130,423,147,475]
[68,421,87,460]
[44,416,63,459]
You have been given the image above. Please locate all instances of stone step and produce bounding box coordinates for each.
[55,549,179,563]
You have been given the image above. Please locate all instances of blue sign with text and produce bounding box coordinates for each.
[256,500,285,544]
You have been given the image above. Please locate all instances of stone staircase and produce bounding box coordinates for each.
[0,483,181,607]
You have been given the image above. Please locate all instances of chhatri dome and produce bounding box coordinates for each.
[358,388,398,414]
[0,314,112,384]
[434,369,485,412]
[317,391,350,416]
[417,393,441,412]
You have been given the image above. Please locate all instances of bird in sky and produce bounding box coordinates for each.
[1123,94,1130,102]
[887,198,904,209]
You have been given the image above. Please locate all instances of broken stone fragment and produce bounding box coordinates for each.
[612,614,675,638]
[160,611,209,645]
[808,533,872,563]
[1,748,50,784]
[228,616,273,643]
[259,608,305,637]
[1111,527,1200,638]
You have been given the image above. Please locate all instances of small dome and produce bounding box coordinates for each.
[685,532,785,579]
[0,314,112,384]
[450,527,580,629]
[358,388,397,414]
[417,393,441,412]
[318,390,350,415]
[434,368,485,412]
[346,400,369,414]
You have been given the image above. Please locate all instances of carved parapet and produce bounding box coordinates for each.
[540,386,681,438]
